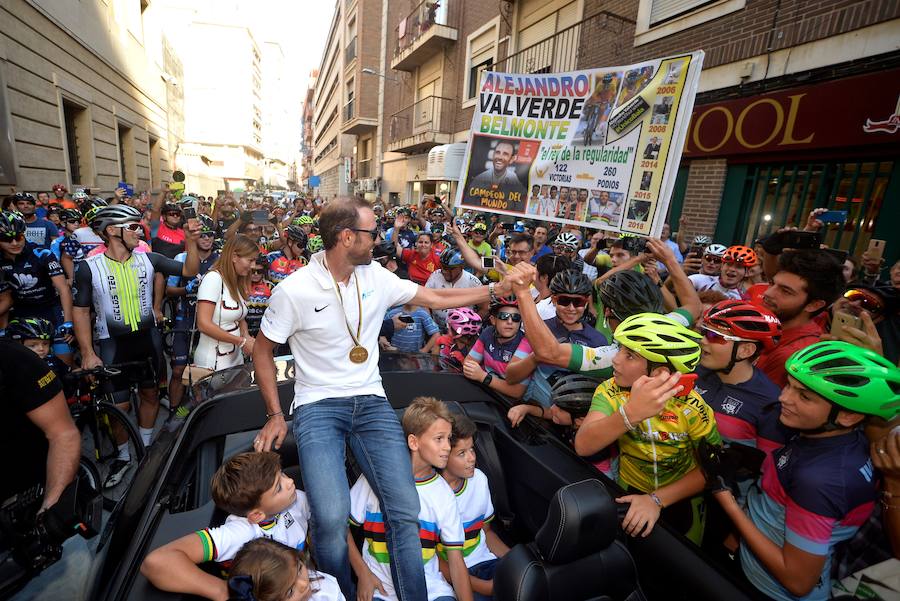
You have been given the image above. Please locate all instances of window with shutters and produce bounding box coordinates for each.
[635,0,746,46]
[462,17,500,107]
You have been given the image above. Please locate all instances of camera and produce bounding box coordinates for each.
[0,474,101,575]
[622,236,649,254]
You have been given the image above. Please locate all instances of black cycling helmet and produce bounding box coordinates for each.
[0,211,26,239]
[4,317,53,341]
[60,208,83,222]
[90,204,142,235]
[10,193,35,205]
[80,197,108,220]
[372,239,396,260]
[596,269,664,321]
[284,224,309,247]
[549,269,592,296]
[162,202,182,214]
[551,372,602,418]
[197,214,215,234]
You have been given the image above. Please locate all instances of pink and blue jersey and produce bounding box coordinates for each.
[466,326,532,384]
[741,430,877,600]
[694,366,791,456]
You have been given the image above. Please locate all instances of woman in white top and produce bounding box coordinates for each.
[194,234,259,370]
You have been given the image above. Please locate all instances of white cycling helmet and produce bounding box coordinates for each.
[704,243,728,257]
[553,232,579,251]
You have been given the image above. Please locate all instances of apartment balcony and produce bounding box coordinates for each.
[391,0,458,72]
[489,10,635,74]
[341,98,378,135]
[387,95,453,154]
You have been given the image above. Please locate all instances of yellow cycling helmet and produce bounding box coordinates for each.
[613,313,702,374]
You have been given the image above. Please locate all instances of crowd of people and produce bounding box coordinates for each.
[1,186,898,601]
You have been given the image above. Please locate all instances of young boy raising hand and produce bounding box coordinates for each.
[439,414,509,600]
[348,397,473,601]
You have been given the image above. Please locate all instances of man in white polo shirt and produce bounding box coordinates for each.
[253,197,515,600]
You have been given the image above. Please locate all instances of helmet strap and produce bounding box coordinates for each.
[800,404,845,435]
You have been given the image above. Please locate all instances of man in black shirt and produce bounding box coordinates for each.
[0,341,80,510]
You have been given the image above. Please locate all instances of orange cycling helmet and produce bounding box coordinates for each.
[723,245,758,267]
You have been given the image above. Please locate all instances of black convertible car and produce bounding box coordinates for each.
[14,353,762,601]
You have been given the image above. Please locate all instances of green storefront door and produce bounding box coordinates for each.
[716,159,900,267]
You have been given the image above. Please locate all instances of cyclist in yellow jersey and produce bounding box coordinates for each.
[575,313,720,544]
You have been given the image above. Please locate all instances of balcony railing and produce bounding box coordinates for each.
[357,159,371,179]
[343,98,355,121]
[394,0,458,58]
[345,36,357,64]
[388,95,454,151]
[489,11,635,74]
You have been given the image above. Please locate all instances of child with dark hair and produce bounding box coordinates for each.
[227,538,343,601]
[438,414,509,600]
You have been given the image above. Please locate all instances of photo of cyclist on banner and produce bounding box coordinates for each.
[460,135,537,213]
[576,71,621,146]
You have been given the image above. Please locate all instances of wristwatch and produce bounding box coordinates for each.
[482,373,493,386]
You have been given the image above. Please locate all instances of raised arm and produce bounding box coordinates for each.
[646,238,701,321]
[505,263,573,368]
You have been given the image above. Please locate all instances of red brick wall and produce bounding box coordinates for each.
[679,159,728,239]
[581,0,900,69]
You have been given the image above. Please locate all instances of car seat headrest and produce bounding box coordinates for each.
[534,479,618,564]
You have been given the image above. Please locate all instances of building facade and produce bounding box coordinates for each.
[0,0,181,195]
[491,0,900,264]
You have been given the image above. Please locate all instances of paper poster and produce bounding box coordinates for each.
[454,52,704,236]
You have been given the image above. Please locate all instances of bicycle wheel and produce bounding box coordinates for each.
[85,402,146,509]
[78,456,102,494]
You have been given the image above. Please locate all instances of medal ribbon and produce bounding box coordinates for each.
[326,263,363,350]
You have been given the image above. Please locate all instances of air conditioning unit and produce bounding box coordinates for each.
[427,143,467,181]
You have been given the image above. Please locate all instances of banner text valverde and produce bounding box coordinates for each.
[482,73,591,97]
[480,116,571,140]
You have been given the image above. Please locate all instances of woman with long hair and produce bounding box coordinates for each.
[194,234,258,370]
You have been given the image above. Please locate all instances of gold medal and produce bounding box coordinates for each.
[349,345,369,364]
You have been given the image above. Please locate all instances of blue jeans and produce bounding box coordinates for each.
[470,559,499,601]
[294,395,427,601]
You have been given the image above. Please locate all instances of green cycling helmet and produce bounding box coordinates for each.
[786,341,900,420]
[613,312,702,374]
[292,215,314,226]
[307,235,323,253]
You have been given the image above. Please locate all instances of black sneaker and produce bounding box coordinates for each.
[103,459,131,489]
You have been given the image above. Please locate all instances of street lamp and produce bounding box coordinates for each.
[362,67,398,81]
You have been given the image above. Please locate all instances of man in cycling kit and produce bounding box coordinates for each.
[0,211,75,363]
[73,205,201,456]
[151,200,186,259]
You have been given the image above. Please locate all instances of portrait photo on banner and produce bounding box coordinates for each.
[460,134,539,214]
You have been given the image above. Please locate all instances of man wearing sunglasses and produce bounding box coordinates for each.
[73,205,202,474]
[252,197,520,600]
[506,270,607,426]
[150,200,186,259]
[462,296,531,400]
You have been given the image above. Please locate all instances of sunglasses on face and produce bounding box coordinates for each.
[199,232,215,239]
[350,227,379,240]
[495,311,522,323]
[113,222,144,232]
[0,234,24,243]
[554,295,589,308]
[843,289,884,314]
[64,219,81,224]
[703,256,722,263]
[701,326,751,345]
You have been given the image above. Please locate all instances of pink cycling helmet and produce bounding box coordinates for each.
[447,307,482,337]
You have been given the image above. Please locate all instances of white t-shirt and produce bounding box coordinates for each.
[261,251,418,409]
[195,491,310,562]
[536,296,557,320]
[425,269,482,330]
[349,474,465,601]
[194,270,249,370]
[439,469,496,568]
[310,572,345,601]
[577,248,599,280]
[688,273,743,300]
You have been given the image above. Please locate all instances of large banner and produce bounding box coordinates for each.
[455,52,704,237]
